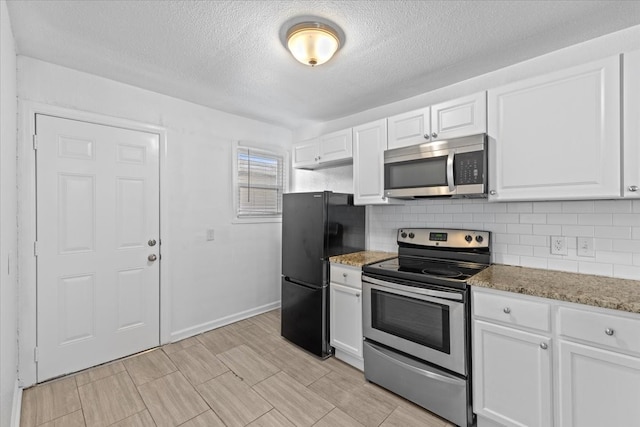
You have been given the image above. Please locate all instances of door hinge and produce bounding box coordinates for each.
[32,134,38,150]
[34,347,39,362]
[33,241,39,257]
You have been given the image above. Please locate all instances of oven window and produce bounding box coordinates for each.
[371,289,450,353]
[384,156,448,189]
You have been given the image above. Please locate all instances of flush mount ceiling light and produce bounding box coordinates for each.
[283,20,344,67]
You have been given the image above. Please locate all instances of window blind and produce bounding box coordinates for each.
[236,147,284,217]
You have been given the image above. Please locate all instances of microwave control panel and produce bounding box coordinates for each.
[454,151,484,185]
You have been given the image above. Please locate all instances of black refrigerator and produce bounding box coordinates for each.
[281,191,365,357]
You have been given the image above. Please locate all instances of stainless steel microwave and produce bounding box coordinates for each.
[384,134,487,199]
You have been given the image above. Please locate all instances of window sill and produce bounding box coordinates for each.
[232,216,282,224]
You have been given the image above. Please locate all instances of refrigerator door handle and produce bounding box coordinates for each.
[283,277,325,290]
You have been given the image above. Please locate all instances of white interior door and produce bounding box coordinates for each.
[36,114,160,382]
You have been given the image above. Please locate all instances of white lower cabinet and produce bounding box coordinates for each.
[558,341,640,427]
[473,315,553,427]
[473,287,640,427]
[329,263,363,370]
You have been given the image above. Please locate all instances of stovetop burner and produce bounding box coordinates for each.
[362,228,491,289]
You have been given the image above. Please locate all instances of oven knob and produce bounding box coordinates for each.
[408,232,415,239]
[465,235,473,243]
[476,235,484,243]
[401,232,407,238]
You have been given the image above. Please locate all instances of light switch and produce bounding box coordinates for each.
[577,237,595,257]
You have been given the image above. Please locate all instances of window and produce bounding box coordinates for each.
[233,142,286,219]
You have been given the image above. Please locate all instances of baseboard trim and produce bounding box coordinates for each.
[169,301,281,343]
[11,380,22,427]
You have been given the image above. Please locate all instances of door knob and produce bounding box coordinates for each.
[148,239,157,247]
[148,254,157,262]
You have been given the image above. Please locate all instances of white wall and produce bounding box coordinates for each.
[0,0,18,425]
[17,57,292,344]
[292,25,640,281]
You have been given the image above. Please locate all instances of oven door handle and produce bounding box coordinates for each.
[362,276,463,301]
[366,341,463,386]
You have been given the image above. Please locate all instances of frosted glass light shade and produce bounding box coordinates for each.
[286,22,341,67]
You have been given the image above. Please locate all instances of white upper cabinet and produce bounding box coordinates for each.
[353,119,391,205]
[318,128,353,164]
[431,92,486,141]
[292,138,319,169]
[387,107,431,149]
[292,128,353,170]
[624,50,640,198]
[387,92,487,150]
[488,56,621,201]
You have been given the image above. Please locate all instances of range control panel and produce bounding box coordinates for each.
[397,228,490,249]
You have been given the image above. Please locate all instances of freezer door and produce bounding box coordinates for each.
[281,278,329,357]
[282,192,326,285]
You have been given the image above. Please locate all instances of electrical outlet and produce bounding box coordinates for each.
[577,237,595,257]
[206,229,215,241]
[551,236,568,255]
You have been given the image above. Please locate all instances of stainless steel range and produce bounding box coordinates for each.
[362,228,491,427]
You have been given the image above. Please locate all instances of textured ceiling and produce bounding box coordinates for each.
[6,1,640,130]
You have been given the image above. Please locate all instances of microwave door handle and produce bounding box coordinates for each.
[446,151,455,192]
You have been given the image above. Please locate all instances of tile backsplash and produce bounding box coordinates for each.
[368,199,640,280]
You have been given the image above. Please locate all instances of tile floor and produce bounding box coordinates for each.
[20,309,454,427]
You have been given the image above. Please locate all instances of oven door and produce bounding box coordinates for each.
[362,275,467,375]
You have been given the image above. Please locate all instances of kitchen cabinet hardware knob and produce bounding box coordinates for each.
[317,156,321,160]
[148,239,157,247]
[629,185,639,192]
[343,273,347,278]
[356,293,361,297]
[148,254,157,262]
[489,190,497,196]
[423,133,430,140]
[605,328,615,336]
[431,132,438,138]
[503,307,511,314]
[381,196,386,200]
[540,342,548,350]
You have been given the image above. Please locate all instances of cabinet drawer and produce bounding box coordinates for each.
[330,264,361,289]
[473,290,551,332]
[558,307,640,355]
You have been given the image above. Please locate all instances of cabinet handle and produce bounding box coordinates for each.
[343,273,347,278]
[356,292,361,297]
[629,185,639,192]
[317,156,321,160]
[503,307,511,314]
[381,196,387,200]
[540,342,548,350]
[489,190,497,196]
[605,328,615,336]
[423,133,430,140]
[431,132,438,138]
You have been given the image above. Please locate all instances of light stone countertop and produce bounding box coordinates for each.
[469,264,640,314]
[329,251,397,268]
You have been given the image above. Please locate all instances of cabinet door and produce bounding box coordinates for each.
[473,320,553,427]
[353,119,390,205]
[318,128,352,163]
[387,107,431,149]
[488,56,621,201]
[329,282,363,358]
[431,92,486,141]
[624,50,640,198]
[292,138,319,169]
[558,341,640,427]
